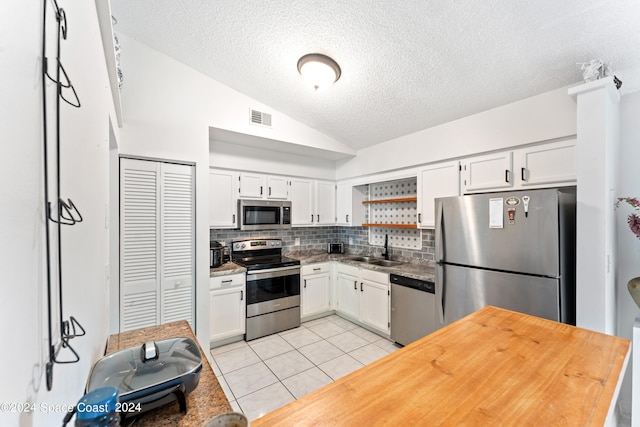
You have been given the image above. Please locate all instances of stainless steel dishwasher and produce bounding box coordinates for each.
[390,273,437,346]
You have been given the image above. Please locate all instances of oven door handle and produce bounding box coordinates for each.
[246,266,301,281]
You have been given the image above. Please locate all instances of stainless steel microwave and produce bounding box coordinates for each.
[238,200,292,231]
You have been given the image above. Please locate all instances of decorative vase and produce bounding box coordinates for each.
[627,277,640,309]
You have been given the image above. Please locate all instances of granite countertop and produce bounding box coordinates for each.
[208,251,435,282]
[105,321,232,426]
[209,262,246,277]
[285,250,435,282]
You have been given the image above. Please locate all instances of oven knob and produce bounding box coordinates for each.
[241,243,246,249]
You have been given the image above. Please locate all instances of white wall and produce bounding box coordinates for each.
[115,33,359,353]
[336,86,577,179]
[209,140,335,180]
[615,90,640,421]
[1,1,115,425]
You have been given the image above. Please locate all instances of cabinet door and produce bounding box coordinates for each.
[360,279,389,334]
[209,169,238,228]
[315,180,336,225]
[210,286,245,342]
[417,161,460,228]
[336,274,359,319]
[302,273,331,317]
[239,172,265,198]
[336,181,352,225]
[517,139,577,186]
[266,176,289,199]
[461,151,513,193]
[289,178,314,226]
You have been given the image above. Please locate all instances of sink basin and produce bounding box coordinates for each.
[368,260,403,267]
[348,256,376,262]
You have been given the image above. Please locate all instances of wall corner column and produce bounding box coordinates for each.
[568,76,621,335]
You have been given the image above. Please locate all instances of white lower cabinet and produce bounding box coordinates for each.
[301,263,331,318]
[336,270,359,319]
[210,273,245,344]
[335,263,390,335]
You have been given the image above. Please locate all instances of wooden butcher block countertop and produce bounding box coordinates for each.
[253,306,630,427]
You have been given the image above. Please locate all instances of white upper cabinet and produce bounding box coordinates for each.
[461,151,514,193]
[460,140,577,194]
[336,181,352,226]
[209,169,239,228]
[315,180,336,225]
[516,139,577,187]
[266,175,289,199]
[289,178,335,226]
[239,172,289,199]
[289,178,314,226]
[238,172,264,198]
[417,161,460,228]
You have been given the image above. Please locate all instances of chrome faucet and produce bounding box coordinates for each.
[382,234,389,260]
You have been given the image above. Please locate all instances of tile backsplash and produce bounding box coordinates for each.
[210,226,435,261]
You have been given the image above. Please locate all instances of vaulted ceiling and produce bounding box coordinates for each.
[110,0,640,150]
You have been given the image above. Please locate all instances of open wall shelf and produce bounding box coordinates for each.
[362,197,417,204]
[362,223,417,229]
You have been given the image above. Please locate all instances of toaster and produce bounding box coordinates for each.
[327,242,344,254]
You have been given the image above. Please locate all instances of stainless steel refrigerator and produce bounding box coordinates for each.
[435,188,575,328]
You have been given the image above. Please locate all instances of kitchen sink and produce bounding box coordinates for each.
[347,256,403,267]
[368,259,403,267]
[348,256,376,262]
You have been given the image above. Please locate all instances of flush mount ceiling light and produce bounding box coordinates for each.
[297,53,341,91]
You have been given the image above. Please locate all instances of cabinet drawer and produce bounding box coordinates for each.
[210,273,245,290]
[337,262,359,277]
[360,268,388,285]
[302,263,330,275]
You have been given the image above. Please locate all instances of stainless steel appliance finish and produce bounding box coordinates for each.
[231,238,301,341]
[210,241,223,268]
[435,188,576,328]
[390,274,437,346]
[238,199,291,231]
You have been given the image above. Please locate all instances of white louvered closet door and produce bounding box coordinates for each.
[160,163,194,326]
[120,159,161,331]
[119,158,194,332]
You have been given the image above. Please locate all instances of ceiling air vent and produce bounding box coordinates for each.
[249,109,272,127]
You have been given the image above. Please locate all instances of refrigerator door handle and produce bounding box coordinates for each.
[436,261,445,324]
[435,200,446,324]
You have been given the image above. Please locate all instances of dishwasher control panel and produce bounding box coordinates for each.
[390,274,435,293]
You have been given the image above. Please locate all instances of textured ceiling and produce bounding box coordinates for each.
[109,0,640,150]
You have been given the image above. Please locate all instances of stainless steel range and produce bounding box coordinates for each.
[231,239,301,341]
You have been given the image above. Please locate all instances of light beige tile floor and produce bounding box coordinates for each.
[210,314,401,423]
